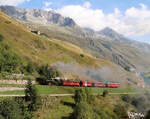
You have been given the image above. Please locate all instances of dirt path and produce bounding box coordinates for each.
[0,87,25,92]
[0,93,141,97]
[0,94,74,97]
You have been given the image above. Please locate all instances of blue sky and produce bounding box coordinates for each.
[0,0,150,44]
[18,0,150,13]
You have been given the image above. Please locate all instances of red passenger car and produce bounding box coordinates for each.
[93,82,106,87]
[82,81,92,87]
[62,80,80,86]
[107,82,120,88]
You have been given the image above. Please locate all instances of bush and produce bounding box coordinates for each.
[26,62,35,73]
[80,54,84,57]
[39,65,61,78]
[74,88,95,105]
[114,105,129,119]
[0,98,23,119]
[36,76,47,85]
[0,34,3,42]
[121,95,131,103]
[74,88,87,104]
[73,101,94,119]
[102,90,109,97]
[5,21,11,24]
[38,65,62,85]
[0,44,23,73]
[25,79,41,112]
[131,97,147,112]
[15,97,32,119]
[73,88,98,119]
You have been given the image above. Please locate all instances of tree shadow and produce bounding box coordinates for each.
[61,114,74,119]
[63,101,75,108]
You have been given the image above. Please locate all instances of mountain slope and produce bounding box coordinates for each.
[3,6,149,72]
[98,27,150,53]
[0,5,76,27]
[0,10,142,87]
[0,9,100,66]
[0,10,144,87]
[26,22,150,72]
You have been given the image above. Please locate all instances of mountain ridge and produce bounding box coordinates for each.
[1,5,150,72]
[0,10,143,87]
[0,5,76,27]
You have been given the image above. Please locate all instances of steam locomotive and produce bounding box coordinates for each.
[62,80,120,88]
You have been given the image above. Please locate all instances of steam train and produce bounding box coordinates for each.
[62,80,120,88]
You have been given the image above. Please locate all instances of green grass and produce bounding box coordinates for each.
[33,96,74,119]
[0,84,25,88]
[0,90,24,95]
[0,10,111,68]
[0,85,149,95]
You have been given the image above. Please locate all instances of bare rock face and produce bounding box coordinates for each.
[98,27,150,53]
[0,5,76,27]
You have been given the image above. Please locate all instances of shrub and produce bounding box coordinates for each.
[26,62,35,73]
[102,90,109,97]
[38,65,62,84]
[0,34,3,42]
[5,21,11,24]
[0,98,23,119]
[131,97,147,112]
[25,79,41,112]
[114,105,129,119]
[80,54,84,57]
[0,44,22,73]
[39,65,60,78]
[73,101,94,119]
[121,95,131,103]
[74,88,95,105]
[15,97,32,119]
[74,88,87,104]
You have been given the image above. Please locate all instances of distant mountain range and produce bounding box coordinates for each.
[98,27,150,53]
[0,5,76,27]
[1,5,150,72]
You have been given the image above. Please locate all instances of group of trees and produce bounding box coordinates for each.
[0,43,22,73]
[0,79,41,119]
[0,43,37,74]
[72,88,129,119]
[121,94,150,119]
[37,65,62,85]
[73,88,96,119]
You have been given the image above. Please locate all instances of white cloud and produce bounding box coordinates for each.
[43,1,52,11]
[83,1,91,8]
[57,3,150,37]
[44,8,52,11]
[43,1,52,7]
[0,0,30,6]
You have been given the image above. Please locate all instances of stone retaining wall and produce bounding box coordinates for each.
[0,80,36,84]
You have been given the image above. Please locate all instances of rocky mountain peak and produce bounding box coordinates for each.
[98,27,121,39]
[0,5,76,27]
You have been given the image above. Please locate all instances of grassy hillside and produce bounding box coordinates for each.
[27,23,150,72]
[0,10,109,67]
[0,10,144,87]
[33,93,150,119]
